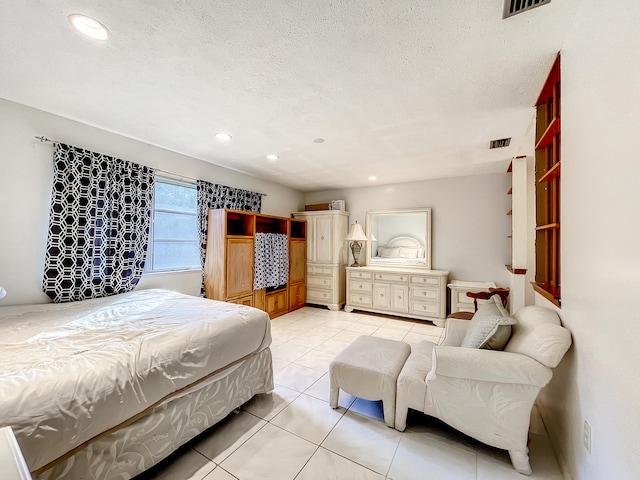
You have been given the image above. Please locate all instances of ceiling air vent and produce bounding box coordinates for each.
[490,138,511,149]
[503,0,551,19]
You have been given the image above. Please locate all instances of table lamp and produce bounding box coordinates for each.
[345,222,368,267]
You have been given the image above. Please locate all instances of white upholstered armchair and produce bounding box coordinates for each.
[395,304,572,475]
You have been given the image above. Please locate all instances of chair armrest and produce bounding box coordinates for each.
[441,318,469,346]
[427,346,553,387]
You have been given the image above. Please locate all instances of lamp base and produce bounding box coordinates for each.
[350,241,363,267]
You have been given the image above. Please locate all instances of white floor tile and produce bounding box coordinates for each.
[270,393,345,444]
[241,384,300,421]
[345,323,379,334]
[371,327,409,341]
[332,329,367,343]
[388,429,477,480]
[137,448,215,480]
[354,315,389,327]
[380,319,414,332]
[409,322,444,336]
[220,424,317,480]
[303,372,356,409]
[287,334,331,349]
[322,411,402,475]
[296,447,384,480]
[294,349,336,372]
[402,332,440,347]
[313,337,352,355]
[203,467,238,479]
[474,436,564,480]
[275,363,325,392]
[271,357,290,372]
[271,343,314,362]
[306,325,344,339]
[192,411,266,464]
[270,330,303,343]
[322,318,355,329]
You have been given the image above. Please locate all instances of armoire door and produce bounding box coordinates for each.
[315,215,333,263]
[225,238,253,299]
[290,239,306,283]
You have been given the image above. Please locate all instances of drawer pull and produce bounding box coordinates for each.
[380,293,384,297]
[321,235,325,240]
[359,284,363,288]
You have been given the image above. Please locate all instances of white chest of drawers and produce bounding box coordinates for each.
[345,266,449,327]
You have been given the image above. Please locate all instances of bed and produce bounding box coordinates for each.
[0,289,273,480]
[370,236,426,266]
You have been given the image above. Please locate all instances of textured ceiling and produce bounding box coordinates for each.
[0,1,579,192]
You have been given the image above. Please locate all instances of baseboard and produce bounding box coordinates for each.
[534,400,574,480]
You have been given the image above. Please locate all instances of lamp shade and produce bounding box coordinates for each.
[0,287,6,300]
[345,222,368,241]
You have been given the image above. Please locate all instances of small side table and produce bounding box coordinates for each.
[448,280,497,315]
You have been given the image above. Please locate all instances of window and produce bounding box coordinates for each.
[533,54,561,306]
[147,178,200,272]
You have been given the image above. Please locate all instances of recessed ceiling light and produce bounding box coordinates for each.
[368,176,377,181]
[215,133,232,141]
[266,154,279,161]
[69,14,111,41]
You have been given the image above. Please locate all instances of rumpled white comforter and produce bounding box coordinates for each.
[0,289,271,472]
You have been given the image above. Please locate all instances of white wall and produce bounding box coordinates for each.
[536,1,640,479]
[305,173,512,286]
[0,99,304,305]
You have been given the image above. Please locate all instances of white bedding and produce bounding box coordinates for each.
[0,289,271,473]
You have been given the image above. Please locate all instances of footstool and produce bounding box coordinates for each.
[329,335,411,428]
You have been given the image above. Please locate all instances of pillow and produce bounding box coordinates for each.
[417,247,425,258]
[461,295,516,350]
[399,247,418,258]
[379,247,401,258]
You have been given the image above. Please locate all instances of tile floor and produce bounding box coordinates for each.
[136,306,564,480]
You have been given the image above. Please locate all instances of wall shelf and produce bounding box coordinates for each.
[539,162,561,183]
[535,117,561,150]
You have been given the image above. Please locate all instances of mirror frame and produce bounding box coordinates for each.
[365,208,432,269]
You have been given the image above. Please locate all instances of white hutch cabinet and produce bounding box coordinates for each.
[293,210,349,310]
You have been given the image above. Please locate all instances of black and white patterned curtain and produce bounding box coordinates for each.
[196,180,262,295]
[254,233,289,290]
[43,143,155,302]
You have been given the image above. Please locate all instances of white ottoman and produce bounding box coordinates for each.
[329,335,411,427]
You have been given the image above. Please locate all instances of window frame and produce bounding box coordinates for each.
[146,176,201,273]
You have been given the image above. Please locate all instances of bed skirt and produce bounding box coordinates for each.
[37,348,274,480]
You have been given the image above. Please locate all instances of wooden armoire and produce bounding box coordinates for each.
[203,209,306,318]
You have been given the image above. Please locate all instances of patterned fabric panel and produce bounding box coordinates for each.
[43,143,155,302]
[196,180,262,295]
[253,233,289,290]
[37,348,274,480]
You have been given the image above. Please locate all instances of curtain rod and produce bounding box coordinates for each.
[34,136,267,196]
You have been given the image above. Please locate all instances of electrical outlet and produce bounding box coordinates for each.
[583,420,592,454]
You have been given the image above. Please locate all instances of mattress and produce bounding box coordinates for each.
[0,289,272,473]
